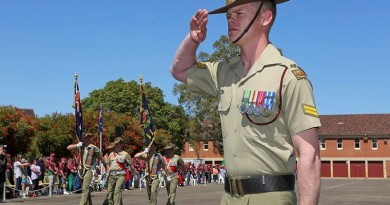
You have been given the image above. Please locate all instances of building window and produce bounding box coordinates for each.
[189,143,193,151]
[337,138,343,150]
[203,141,209,151]
[372,138,378,150]
[354,138,360,149]
[320,138,326,150]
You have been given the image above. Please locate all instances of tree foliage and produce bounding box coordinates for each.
[81,78,188,152]
[0,106,39,156]
[33,110,145,158]
[173,35,239,156]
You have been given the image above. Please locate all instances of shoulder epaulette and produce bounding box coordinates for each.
[291,65,307,80]
[197,62,207,69]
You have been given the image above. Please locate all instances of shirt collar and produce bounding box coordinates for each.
[232,44,283,82]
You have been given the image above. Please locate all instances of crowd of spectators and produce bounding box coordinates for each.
[1,149,226,201]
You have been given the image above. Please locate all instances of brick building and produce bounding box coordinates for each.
[319,114,390,178]
[181,114,390,178]
[181,140,224,165]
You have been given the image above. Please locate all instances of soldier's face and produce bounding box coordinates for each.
[227,5,253,36]
[84,137,92,144]
[226,3,262,44]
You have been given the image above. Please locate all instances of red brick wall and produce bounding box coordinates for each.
[321,138,390,158]
[181,141,223,159]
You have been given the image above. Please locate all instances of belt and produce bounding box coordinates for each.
[169,172,178,177]
[110,170,126,175]
[224,175,295,197]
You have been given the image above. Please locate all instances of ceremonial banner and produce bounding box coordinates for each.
[139,76,155,147]
[98,109,103,133]
[74,73,85,179]
[74,74,84,142]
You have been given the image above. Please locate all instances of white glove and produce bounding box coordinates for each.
[144,148,149,153]
[167,176,172,182]
[77,142,83,147]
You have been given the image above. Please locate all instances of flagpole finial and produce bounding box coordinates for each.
[139,75,143,84]
[74,72,79,80]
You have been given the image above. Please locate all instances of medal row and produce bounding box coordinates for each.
[240,91,276,117]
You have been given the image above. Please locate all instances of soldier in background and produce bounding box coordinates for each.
[162,143,184,205]
[106,137,135,205]
[67,133,108,205]
[135,141,167,205]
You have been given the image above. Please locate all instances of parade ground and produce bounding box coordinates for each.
[4,178,390,205]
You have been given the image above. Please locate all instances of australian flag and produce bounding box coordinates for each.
[140,84,155,147]
[74,76,84,142]
[98,109,103,133]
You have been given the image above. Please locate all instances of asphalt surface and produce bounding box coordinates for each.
[3,179,390,204]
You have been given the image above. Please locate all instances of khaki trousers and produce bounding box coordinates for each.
[165,175,179,205]
[219,190,297,205]
[147,177,160,205]
[79,169,92,205]
[107,173,125,205]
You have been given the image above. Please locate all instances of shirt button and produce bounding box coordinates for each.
[233,153,237,157]
[234,129,237,133]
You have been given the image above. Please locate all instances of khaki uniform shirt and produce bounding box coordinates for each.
[165,155,183,175]
[187,44,321,177]
[83,144,101,170]
[108,151,132,171]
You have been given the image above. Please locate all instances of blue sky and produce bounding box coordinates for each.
[1,0,389,117]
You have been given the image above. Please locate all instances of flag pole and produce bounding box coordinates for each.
[74,72,85,179]
[99,104,103,152]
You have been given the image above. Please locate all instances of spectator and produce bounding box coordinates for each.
[67,158,77,192]
[212,165,218,183]
[0,146,10,202]
[20,158,30,198]
[36,154,45,184]
[30,159,40,197]
[58,157,69,195]
[47,153,58,194]
[13,154,22,197]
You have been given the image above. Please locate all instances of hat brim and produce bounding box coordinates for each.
[209,0,289,14]
[83,133,93,139]
[163,146,174,150]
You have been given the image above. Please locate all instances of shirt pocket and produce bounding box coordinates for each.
[218,94,232,113]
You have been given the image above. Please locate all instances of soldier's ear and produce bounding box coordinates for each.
[261,9,273,26]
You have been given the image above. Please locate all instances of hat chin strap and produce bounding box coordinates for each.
[231,1,264,44]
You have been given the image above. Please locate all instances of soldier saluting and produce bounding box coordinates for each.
[134,141,167,205]
[170,0,322,204]
[67,133,108,205]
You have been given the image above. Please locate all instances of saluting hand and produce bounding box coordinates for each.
[190,9,208,44]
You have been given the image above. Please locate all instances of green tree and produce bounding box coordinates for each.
[32,110,146,158]
[82,78,188,152]
[33,112,74,158]
[173,35,239,155]
[0,106,39,156]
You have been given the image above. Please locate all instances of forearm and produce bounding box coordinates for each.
[170,33,199,83]
[297,154,321,205]
[67,144,78,150]
[134,151,147,159]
